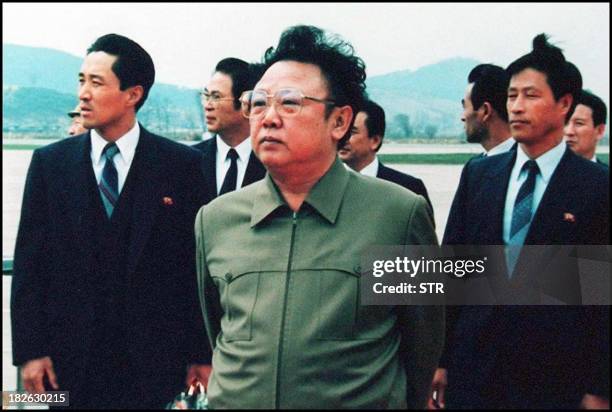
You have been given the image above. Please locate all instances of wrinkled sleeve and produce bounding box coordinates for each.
[11,149,51,366]
[195,206,223,353]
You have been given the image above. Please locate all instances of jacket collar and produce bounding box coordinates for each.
[250,157,350,227]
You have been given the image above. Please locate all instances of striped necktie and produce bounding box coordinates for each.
[99,142,120,218]
[506,159,540,276]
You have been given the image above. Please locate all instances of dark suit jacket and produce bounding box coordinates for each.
[193,137,266,201]
[376,162,433,212]
[11,127,211,407]
[441,146,609,408]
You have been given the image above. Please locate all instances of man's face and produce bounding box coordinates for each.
[78,52,134,134]
[507,68,568,145]
[250,61,343,172]
[68,116,87,136]
[564,104,605,159]
[203,71,244,136]
[338,111,379,170]
[461,83,487,143]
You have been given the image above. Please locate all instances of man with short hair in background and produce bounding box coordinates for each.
[461,63,514,156]
[339,99,433,212]
[565,89,608,165]
[196,25,444,409]
[193,58,266,200]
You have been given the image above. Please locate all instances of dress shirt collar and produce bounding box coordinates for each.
[487,137,515,156]
[91,122,140,165]
[591,155,598,163]
[251,157,350,227]
[514,139,566,184]
[216,135,252,162]
[359,157,380,177]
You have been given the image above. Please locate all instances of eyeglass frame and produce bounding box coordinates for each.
[239,88,337,119]
[199,91,236,106]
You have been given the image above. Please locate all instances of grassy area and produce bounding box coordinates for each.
[3,144,609,166]
[2,144,478,163]
[379,153,476,164]
[597,154,609,165]
[2,144,47,150]
[380,153,609,165]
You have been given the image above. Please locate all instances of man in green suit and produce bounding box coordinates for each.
[195,25,444,409]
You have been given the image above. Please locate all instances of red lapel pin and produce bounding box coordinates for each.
[163,196,174,206]
[563,212,576,223]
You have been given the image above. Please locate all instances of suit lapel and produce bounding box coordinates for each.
[242,152,266,187]
[376,163,388,179]
[525,147,575,244]
[62,134,98,260]
[512,149,582,297]
[200,138,218,199]
[126,129,164,277]
[478,151,516,244]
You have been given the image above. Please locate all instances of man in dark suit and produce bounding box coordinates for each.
[565,89,608,166]
[193,58,266,200]
[11,34,211,409]
[430,34,609,409]
[338,99,432,211]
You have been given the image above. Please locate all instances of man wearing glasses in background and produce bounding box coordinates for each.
[564,89,608,166]
[193,58,266,200]
[195,25,444,409]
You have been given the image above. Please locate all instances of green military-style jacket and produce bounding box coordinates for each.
[195,158,444,409]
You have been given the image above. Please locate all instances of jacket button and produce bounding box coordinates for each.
[354,264,362,274]
[225,272,233,281]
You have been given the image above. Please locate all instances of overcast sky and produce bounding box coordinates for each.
[3,2,610,103]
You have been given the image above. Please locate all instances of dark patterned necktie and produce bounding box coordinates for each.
[219,148,239,195]
[506,159,540,276]
[99,142,120,218]
[510,160,540,240]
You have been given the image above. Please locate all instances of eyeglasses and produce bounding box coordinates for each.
[199,91,235,106]
[239,88,336,119]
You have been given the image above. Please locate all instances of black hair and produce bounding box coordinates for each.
[468,64,509,122]
[361,100,386,152]
[262,25,367,146]
[87,33,155,112]
[506,33,582,122]
[577,90,607,126]
[215,57,259,110]
[249,62,267,86]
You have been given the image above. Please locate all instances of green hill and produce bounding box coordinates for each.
[3,86,76,135]
[3,44,83,94]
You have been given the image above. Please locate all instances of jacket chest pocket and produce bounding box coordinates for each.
[316,262,391,341]
[211,269,260,342]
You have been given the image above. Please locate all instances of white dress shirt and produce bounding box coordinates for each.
[215,135,252,194]
[359,157,380,177]
[486,137,516,157]
[90,122,140,194]
[503,139,566,244]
